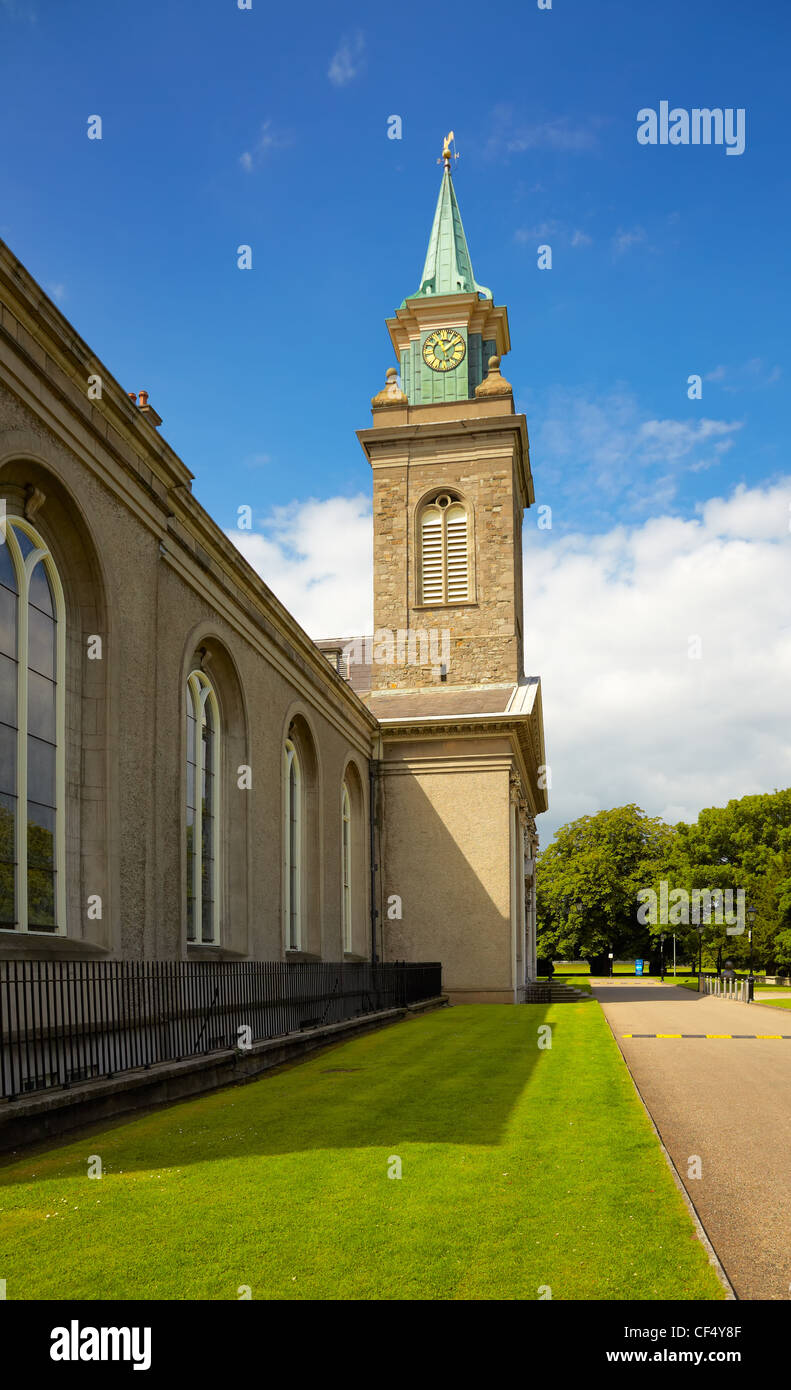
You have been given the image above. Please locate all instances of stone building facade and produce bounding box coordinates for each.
[0,146,547,1001]
[363,400,530,690]
[356,146,547,1001]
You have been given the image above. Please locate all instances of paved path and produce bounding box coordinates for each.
[592,979,791,1301]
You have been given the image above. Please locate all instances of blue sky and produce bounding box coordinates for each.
[2,0,788,533]
[3,0,790,838]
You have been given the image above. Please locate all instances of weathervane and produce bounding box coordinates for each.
[438,131,459,170]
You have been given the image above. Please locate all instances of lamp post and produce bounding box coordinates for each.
[711,891,723,975]
[748,904,756,977]
[660,933,665,982]
[573,900,583,976]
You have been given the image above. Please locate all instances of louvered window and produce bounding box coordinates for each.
[419,495,470,604]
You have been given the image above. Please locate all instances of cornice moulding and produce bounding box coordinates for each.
[0,240,378,743]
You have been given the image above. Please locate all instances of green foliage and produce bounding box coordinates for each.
[0,803,55,928]
[538,790,791,972]
[536,805,675,960]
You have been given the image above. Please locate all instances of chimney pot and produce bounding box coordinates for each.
[134,388,162,426]
[128,391,137,404]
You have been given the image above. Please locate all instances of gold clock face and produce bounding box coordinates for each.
[422,328,466,373]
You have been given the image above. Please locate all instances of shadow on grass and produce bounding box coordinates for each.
[0,1004,562,1178]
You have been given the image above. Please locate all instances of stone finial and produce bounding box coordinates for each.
[475,355,512,398]
[371,366,407,408]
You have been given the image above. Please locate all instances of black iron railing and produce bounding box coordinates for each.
[0,958,442,1101]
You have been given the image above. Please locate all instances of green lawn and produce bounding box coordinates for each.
[555,962,697,980]
[754,998,791,1010]
[555,961,651,976]
[0,1005,724,1301]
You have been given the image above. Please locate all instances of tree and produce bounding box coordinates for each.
[536,805,676,962]
[671,792,791,972]
[537,790,791,975]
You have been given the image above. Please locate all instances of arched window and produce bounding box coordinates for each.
[341,780,352,953]
[0,517,66,933]
[186,669,221,945]
[419,492,470,604]
[284,738,302,951]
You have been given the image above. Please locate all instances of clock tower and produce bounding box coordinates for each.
[357,134,535,692]
[355,136,547,1003]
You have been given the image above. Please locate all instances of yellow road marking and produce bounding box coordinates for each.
[619,1033,790,1040]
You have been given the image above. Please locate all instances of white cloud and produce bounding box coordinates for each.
[515,221,560,242]
[612,225,648,256]
[637,417,741,464]
[505,121,597,153]
[328,31,365,87]
[515,221,592,247]
[226,494,372,638]
[526,387,743,516]
[486,105,600,158]
[704,359,782,392]
[239,120,292,172]
[528,478,791,841]
[228,478,791,848]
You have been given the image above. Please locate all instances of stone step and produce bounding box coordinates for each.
[523,984,592,1003]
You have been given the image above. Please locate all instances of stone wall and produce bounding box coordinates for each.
[377,742,515,999]
[0,258,376,962]
[369,418,526,690]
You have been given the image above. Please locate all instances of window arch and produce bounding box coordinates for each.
[418,492,471,604]
[0,516,66,933]
[186,669,221,945]
[341,779,352,953]
[284,738,302,951]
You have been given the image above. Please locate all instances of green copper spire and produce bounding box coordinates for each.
[403,162,492,307]
[389,137,507,405]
